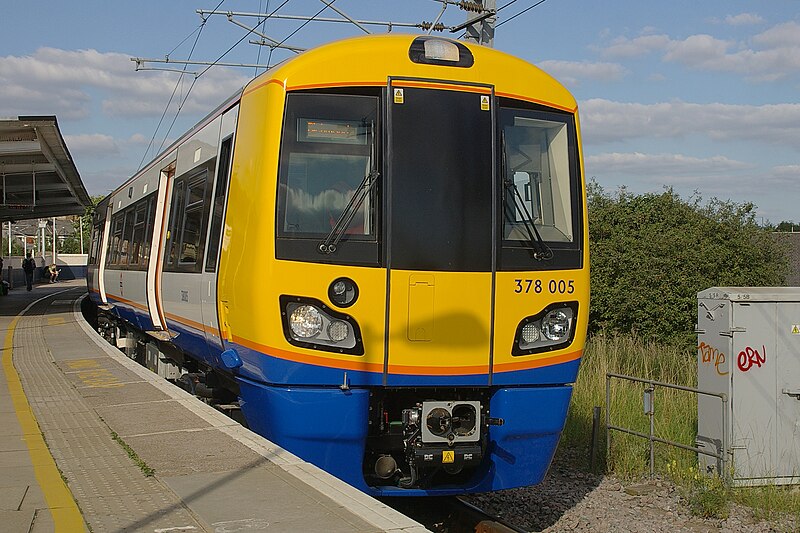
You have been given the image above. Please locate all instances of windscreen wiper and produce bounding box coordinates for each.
[318,167,380,255]
[500,131,552,261]
[503,178,553,261]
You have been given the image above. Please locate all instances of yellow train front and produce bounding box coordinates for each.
[220,34,589,495]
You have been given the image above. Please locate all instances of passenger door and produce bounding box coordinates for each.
[200,106,238,354]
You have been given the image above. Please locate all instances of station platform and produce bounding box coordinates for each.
[0,280,427,532]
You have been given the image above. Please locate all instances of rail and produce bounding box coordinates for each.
[605,372,729,482]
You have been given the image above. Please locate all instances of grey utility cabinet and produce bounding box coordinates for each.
[696,287,800,486]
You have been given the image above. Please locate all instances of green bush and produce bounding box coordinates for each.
[588,184,788,348]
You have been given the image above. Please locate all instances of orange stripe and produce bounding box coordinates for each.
[495,90,577,113]
[231,334,582,376]
[106,293,148,312]
[233,335,385,373]
[243,78,286,96]
[391,80,491,94]
[288,81,387,92]
[163,312,220,338]
[493,349,583,373]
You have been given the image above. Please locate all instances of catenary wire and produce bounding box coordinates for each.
[496,0,548,27]
[155,0,296,156]
[138,0,225,170]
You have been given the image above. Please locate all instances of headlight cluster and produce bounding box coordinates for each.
[513,303,578,355]
[281,296,364,355]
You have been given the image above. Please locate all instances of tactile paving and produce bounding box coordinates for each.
[12,291,206,532]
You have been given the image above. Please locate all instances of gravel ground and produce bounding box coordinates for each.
[465,453,798,532]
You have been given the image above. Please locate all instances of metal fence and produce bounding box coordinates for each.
[605,372,729,481]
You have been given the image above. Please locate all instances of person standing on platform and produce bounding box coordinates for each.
[22,252,35,291]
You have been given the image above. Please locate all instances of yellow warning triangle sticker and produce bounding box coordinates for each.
[394,88,404,104]
[792,324,800,335]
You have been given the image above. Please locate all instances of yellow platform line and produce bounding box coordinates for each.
[2,311,86,532]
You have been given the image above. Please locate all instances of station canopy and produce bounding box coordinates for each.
[0,116,92,223]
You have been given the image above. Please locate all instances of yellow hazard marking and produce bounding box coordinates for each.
[2,312,87,531]
[66,359,123,389]
[792,324,800,335]
[394,88,404,104]
[442,450,455,464]
[48,317,65,326]
[480,95,490,111]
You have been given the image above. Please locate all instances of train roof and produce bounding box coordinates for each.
[107,34,578,203]
[244,33,577,113]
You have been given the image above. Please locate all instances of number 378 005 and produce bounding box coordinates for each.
[514,279,575,294]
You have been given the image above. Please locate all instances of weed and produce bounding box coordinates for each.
[562,333,800,526]
[110,430,155,477]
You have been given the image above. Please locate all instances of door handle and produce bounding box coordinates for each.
[781,388,800,399]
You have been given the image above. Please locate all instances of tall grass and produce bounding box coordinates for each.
[562,332,697,476]
[562,333,800,523]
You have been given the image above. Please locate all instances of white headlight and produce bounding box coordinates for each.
[327,320,350,342]
[541,309,572,341]
[289,305,323,338]
[521,322,540,344]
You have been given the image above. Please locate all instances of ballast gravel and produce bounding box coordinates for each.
[464,453,798,532]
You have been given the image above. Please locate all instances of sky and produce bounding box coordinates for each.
[1,0,798,224]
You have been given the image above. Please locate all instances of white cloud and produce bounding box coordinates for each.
[63,133,119,156]
[537,60,627,87]
[598,22,800,81]
[663,34,732,67]
[580,99,800,148]
[753,21,800,47]
[585,151,776,207]
[771,165,800,184]
[0,47,249,120]
[601,34,671,58]
[586,152,748,176]
[724,13,764,26]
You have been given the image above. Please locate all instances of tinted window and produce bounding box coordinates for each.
[389,87,493,271]
[276,92,380,265]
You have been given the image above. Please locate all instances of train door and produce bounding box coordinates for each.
[96,202,113,305]
[384,81,495,385]
[148,157,176,332]
[200,106,238,353]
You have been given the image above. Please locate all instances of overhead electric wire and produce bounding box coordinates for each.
[152,0,303,160]
[497,0,520,11]
[496,0,548,27]
[138,0,225,170]
[270,0,337,51]
[195,0,293,80]
[254,0,271,77]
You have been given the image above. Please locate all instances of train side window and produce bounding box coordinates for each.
[177,172,208,268]
[129,200,148,267]
[164,163,214,273]
[89,225,101,265]
[120,208,135,266]
[141,195,156,266]
[165,180,186,268]
[107,215,123,266]
[205,136,232,273]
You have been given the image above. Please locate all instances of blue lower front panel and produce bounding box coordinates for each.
[237,379,573,496]
[237,379,372,491]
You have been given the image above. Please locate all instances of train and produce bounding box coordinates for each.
[86,33,589,496]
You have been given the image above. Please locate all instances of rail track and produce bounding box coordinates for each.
[383,495,528,533]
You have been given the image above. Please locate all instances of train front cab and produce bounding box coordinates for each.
[222,35,589,496]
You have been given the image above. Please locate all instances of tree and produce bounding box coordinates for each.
[588,184,789,348]
[58,195,104,254]
[775,221,798,232]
